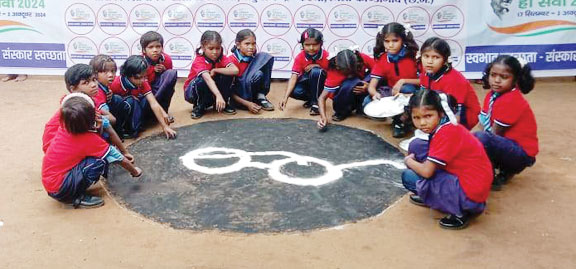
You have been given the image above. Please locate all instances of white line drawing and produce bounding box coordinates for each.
[180,147,406,186]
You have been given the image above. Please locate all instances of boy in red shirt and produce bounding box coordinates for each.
[140,31,177,114]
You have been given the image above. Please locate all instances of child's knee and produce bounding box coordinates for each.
[308,67,326,79]
[473,131,491,145]
[401,169,419,192]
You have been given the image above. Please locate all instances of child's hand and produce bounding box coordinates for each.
[317,117,327,129]
[215,95,226,112]
[279,98,288,111]
[124,153,135,163]
[353,81,368,94]
[154,64,166,73]
[372,92,382,101]
[392,80,405,96]
[247,102,262,114]
[404,153,415,164]
[163,126,177,139]
[210,69,217,77]
[304,64,320,73]
[131,167,143,178]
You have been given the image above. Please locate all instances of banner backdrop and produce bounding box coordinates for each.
[0,0,574,78]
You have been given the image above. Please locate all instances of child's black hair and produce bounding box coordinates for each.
[373,22,419,59]
[328,49,365,78]
[89,54,117,73]
[64,64,94,92]
[120,55,148,78]
[140,31,164,50]
[60,96,96,135]
[420,37,451,64]
[481,55,535,94]
[196,30,223,55]
[231,29,256,52]
[408,89,457,118]
[298,28,323,45]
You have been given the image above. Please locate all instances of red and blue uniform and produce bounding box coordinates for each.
[290,50,330,106]
[183,54,235,108]
[474,89,538,175]
[403,122,493,216]
[420,68,481,130]
[144,52,177,112]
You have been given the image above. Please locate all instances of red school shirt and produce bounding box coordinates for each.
[93,83,109,110]
[323,52,374,99]
[110,76,152,99]
[229,52,250,77]
[420,68,481,130]
[291,50,330,76]
[42,95,104,153]
[42,128,110,193]
[145,52,174,84]
[371,54,418,87]
[481,89,539,157]
[427,123,493,203]
[183,54,233,90]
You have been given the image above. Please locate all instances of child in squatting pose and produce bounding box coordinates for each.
[229,29,275,113]
[110,55,177,139]
[183,30,239,119]
[140,31,177,115]
[402,89,492,230]
[279,28,329,115]
[42,94,142,209]
[365,22,420,138]
[474,55,538,191]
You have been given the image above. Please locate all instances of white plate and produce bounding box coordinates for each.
[399,130,429,151]
[364,95,409,119]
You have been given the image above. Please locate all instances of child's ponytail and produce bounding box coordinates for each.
[517,60,535,94]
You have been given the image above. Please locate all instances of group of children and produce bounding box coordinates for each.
[41,25,539,231]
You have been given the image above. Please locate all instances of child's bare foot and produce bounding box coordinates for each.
[14,74,27,82]
[131,167,143,178]
[2,74,17,82]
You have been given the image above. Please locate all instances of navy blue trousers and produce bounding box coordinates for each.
[184,74,234,108]
[150,69,177,112]
[474,131,535,174]
[234,52,274,103]
[48,157,108,203]
[332,77,370,116]
[291,67,326,105]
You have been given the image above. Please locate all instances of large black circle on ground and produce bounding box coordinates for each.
[106,118,406,233]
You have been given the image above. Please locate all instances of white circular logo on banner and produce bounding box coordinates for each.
[362,39,376,56]
[68,37,98,65]
[294,4,326,33]
[65,3,96,35]
[446,39,464,68]
[162,4,193,36]
[99,37,130,61]
[165,37,195,69]
[431,5,464,38]
[97,4,128,36]
[195,4,226,33]
[131,39,142,56]
[361,6,394,37]
[261,4,293,36]
[130,4,161,34]
[327,39,356,55]
[261,38,293,70]
[328,4,360,37]
[227,3,259,33]
[398,6,430,37]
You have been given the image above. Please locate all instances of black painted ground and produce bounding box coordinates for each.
[106,119,406,233]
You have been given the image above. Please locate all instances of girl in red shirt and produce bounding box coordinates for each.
[365,22,420,138]
[402,89,492,230]
[229,29,275,113]
[279,28,329,115]
[419,37,481,130]
[183,31,239,119]
[317,49,374,129]
[474,55,538,191]
[42,95,142,208]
